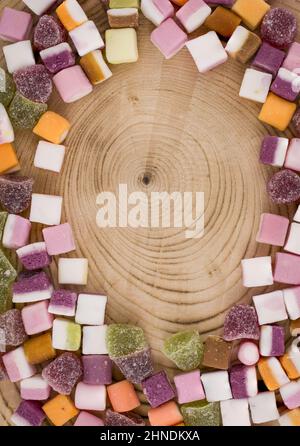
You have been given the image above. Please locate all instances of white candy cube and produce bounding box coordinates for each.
[3,40,35,73]
[200,371,232,402]
[294,204,300,222]
[253,290,287,325]
[239,68,272,103]
[225,26,249,58]
[141,0,174,27]
[22,0,56,15]
[82,325,108,355]
[186,31,228,74]
[283,286,300,320]
[58,258,88,285]
[75,293,107,325]
[34,141,65,173]
[241,256,273,287]
[220,399,251,426]
[248,392,279,424]
[52,318,81,351]
[69,21,104,57]
[30,193,63,226]
[0,104,14,144]
[20,375,51,400]
[285,222,300,255]
[75,382,106,411]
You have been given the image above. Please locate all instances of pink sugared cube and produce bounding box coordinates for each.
[74,382,106,411]
[274,252,300,285]
[0,7,32,42]
[20,375,51,400]
[174,370,205,404]
[176,0,211,33]
[2,346,36,382]
[21,301,53,335]
[42,223,75,255]
[253,290,288,325]
[241,257,273,287]
[150,18,188,59]
[285,139,300,172]
[74,411,104,426]
[256,213,289,247]
[283,42,300,74]
[186,31,228,73]
[53,65,93,103]
[2,214,31,250]
[283,286,300,320]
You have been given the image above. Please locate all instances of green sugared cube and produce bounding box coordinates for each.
[9,92,47,129]
[0,69,15,108]
[106,324,147,357]
[0,249,17,287]
[0,212,8,240]
[163,330,204,371]
[0,285,12,314]
[181,401,221,426]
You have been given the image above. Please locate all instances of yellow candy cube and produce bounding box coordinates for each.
[105,28,138,64]
[232,0,270,30]
[258,93,296,131]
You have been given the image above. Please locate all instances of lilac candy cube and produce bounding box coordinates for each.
[42,352,83,395]
[252,42,285,78]
[283,42,300,74]
[33,14,67,51]
[12,271,53,303]
[105,409,145,426]
[256,213,289,247]
[0,309,27,347]
[2,346,36,382]
[20,375,51,400]
[229,364,258,399]
[2,214,31,250]
[174,370,205,404]
[259,136,289,167]
[259,325,285,357]
[223,304,260,341]
[113,348,154,384]
[142,370,175,408]
[82,355,112,385]
[48,289,77,316]
[11,400,45,426]
[151,18,188,59]
[16,242,52,271]
[40,43,75,74]
[0,7,33,42]
[271,68,300,102]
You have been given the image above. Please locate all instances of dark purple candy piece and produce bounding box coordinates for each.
[20,251,52,271]
[0,175,34,214]
[82,355,112,385]
[267,169,300,204]
[252,42,285,78]
[0,309,27,347]
[33,15,67,51]
[13,271,52,295]
[13,400,45,426]
[42,352,83,395]
[292,108,300,136]
[113,348,154,384]
[0,357,8,381]
[42,45,75,74]
[105,409,145,426]
[13,65,52,104]
[141,370,175,408]
[50,289,77,308]
[260,8,297,50]
[223,304,260,341]
[260,136,279,165]
[229,364,254,399]
[271,71,300,101]
[270,325,285,356]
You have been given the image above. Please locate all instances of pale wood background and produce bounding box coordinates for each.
[0,0,298,425]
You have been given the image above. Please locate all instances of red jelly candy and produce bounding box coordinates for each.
[261,8,297,49]
[33,15,67,51]
[42,352,83,395]
[0,175,34,214]
[0,309,27,347]
[13,65,53,104]
[267,169,300,204]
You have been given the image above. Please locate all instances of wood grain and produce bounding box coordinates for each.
[0,0,299,425]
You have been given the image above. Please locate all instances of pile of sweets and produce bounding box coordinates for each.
[0,0,300,428]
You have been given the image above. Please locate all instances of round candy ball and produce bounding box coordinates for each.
[261,8,297,49]
[267,169,300,204]
[237,341,259,366]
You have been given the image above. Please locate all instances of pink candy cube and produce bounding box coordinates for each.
[151,18,188,59]
[0,7,32,42]
[176,0,211,34]
[285,139,300,172]
[174,370,205,404]
[53,65,93,103]
[241,256,273,287]
[283,286,300,320]
[2,346,36,382]
[256,213,289,247]
[253,290,288,325]
[74,411,104,426]
[20,375,51,400]
[74,382,106,411]
[21,301,53,335]
[283,42,300,74]
[2,214,31,250]
[280,380,300,410]
[274,252,300,285]
[43,223,75,255]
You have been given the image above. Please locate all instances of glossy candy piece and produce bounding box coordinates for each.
[231,0,270,31]
[205,6,241,38]
[9,92,47,129]
[225,26,261,64]
[223,304,260,341]
[107,380,140,412]
[40,42,75,74]
[0,175,33,214]
[34,15,67,51]
[43,222,76,256]
[202,335,232,370]
[42,352,83,395]
[267,170,300,205]
[80,50,112,85]
[11,400,45,427]
[181,400,221,427]
[229,364,257,398]
[174,370,205,404]
[0,309,27,347]
[17,242,51,271]
[13,271,53,304]
[163,330,203,371]
[13,65,52,104]
[106,323,147,358]
[113,348,154,384]
[0,69,15,108]
[52,317,81,351]
[261,8,297,50]
[105,409,145,426]
[21,301,53,335]
[0,7,32,43]
[142,370,175,407]
[252,42,285,78]
[82,355,112,385]
[43,394,79,426]
[48,289,77,316]
[20,375,51,401]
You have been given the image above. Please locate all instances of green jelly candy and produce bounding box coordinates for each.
[0,212,8,240]
[0,69,15,108]
[0,286,12,314]
[0,249,17,287]
[109,0,139,8]
[106,324,147,357]
[9,92,47,129]
[163,330,204,371]
[181,401,221,426]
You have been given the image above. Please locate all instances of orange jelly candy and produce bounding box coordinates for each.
[24,332,56,365]
[205,6,241,38]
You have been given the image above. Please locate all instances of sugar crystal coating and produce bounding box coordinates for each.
[163,330,204,371]
[142,370,175,408]
[9,92,47,129]
[0,249,17,288]
[0,212,8,239]
[34,15,67,51]
[105,409,145,426]
[0,309,27,346]
[82,355,112,385]
[261,8,297,50]
[113,347,154,384]
[0,358,8,381]
[42,352,83,395]
[106,323,147,357]
[223,304,260,341]
[14,65,53,104]
[0,69,15,108]
[181,400,221,426]
[292,108,300,137]
[0,175,33,214]
[267,169,300,204]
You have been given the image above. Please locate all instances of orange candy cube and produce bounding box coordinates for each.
[148,401,183,426]
[0,143,19,174]
[258,93,296,131]
[232,0,270,30]
[43,395,79,426]
[107,380,140,413]
[56,0,88,32]
[258,357,289,391]
[24,332,56,365]
[205,7,241,38]
[33,111,71,144]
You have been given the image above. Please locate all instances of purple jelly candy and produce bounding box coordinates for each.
[0,175,34,214]
[252,42,285,78]
[48,289,77,316]
[261,8,297,50]
[13,271,52,296]
[40,43,75,74]
[292,108,300,137]
[33,15,67,51]
[105,410,145,426]
[142,370,175,408]
[82,355,112,385]
[113,348,154,384]
[229,364,257,399]
[267,169,300,204]
[0,309,27,347]
[42,352,83,395]
[13,65,53,104]
[0,357,8,381]
[223,305,260,341]
[11,400,45,426]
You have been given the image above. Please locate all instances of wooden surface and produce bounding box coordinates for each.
[0,0,299,425]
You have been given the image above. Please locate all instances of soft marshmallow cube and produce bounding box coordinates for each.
[30,193,63,226]
[201,371,232,402]
[16,242,51,270]
[75,382,106,411]
[56,0,88,32]
[237,342,260,366]
[53,66,93,103]
[176,0,211,33]
[141,0,174,27]
[225,26,261,64]
[259,325,285,357]
[274,252,300,285]
[239,68,272,103]
[259,136,289,167]
[280,380,300,410]
[13,271,53,304]
[186,31,227,73]
[52,318,81,351]
[256,213,289,246]
[174,370,205,404]
[3,40,35,73]
[241,256,273,287]
[248,392,279,424]
[69,21,104,57]
[48,289,77,316]
[21,301,53,335]
[34,141,65,173]
[20,375,51,401]
[105,28,138,64]
[253,290,287,325]
[285,222,300,255]
[271,68,300,102]
[43,223,75,255]
[220,399,251,426]
[80,50,112,85]
[280,338,300,379]
[75,293,107,325]
[258,357,290,391]
[0,104,14,144]
[151,18,187,60]
[2,346,36,382]
[229,364,257,398]
[40,43,75,74]
[11,400,45,427]
[23,0,57,15]
[74,411,104,426]
[2,214,31,249]
[82,325,108,355]
[283,286,300,320]
[283,42,300,74]
[279,409,300,426]
[285,138,300,172]
[58,258,88,285]
[0,7,32,42]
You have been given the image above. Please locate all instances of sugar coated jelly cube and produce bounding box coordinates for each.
[0,309,27,347]
[23,0,57,15]
[241,256,273,287]
[30,193,63,226]
[0,248,16,287]
[107,8,139,29]
[260,136,288,168]
[283,286,300,320]
[56,0,88,31]
[0,211,8,239]
[223,304,259,341]
[225,26,261,64]
[253,290,287,325]
[279,408,300,426]
[48,289,77,316]
[80,50,112,86]
[21,301,53,335]
[268,170,300,205]
[239,68,272,104]
[142,370,175,408]
[292,108,300,137]
[238,341,259,366]
[141,0,174,27]
[2,214,31,249]
[43,394,79,426]
[249,392,279,424]
[0,104,14,144]
[9,92,47,129]
[113,348,154,384]
[2,346,36,382]
[181,400,220,427]
[283,42,300,74]
[0,144,19,174]
[42,352,82,395]
[163,330,203,371]
[274,252,300,285]
[259,93,296,131]
[0,175,33,214]
[201,371,232,402]
[0,68,16,108]
[149,401,183,426]
[3,40,35,74]
[106,28,139,64]
[40,42,75,74]
[256,213,289,246]
[258,357,289,391]
[13,271,53,304]
[151,18,187,60]
[285,139,300,172]
[69,21,104,57]
[11,400,45,427]
[52,317,81,351]
[280,380,300,410]
[176,0,211,34]
[20,375,51,401]
[34,14,67,51]
[0,7,33,43]
[0,285,13,314]
[205,6,241,38]
[202,335,232,370]
[13,64,53,104]
[221,399,251,426]
[107,380,140,413]
[174,370,205,404]
[24,332,56,365]
[53,65,93,103]
[259,325,285,357]
[74,412,104,426]
[33,111,70,144]
[34,141,65,173]
[17,242,52,271]
[106,323,147,357]
[186,31,227,73]
[260,8,297,50]
[43,223,75,255]
[82,355,112,385]
[75,382,106,411]
[58,258,88,285]
[105,410,145,426]
[75,293,107,326]
[83,325,108,354]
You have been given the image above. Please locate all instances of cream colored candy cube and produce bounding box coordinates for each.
[82,325,108,354]
[30,193,63,226]
[34,141,65,173]
[239,68,272,103]
[105,28,138,64]
[58,258,88,285]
